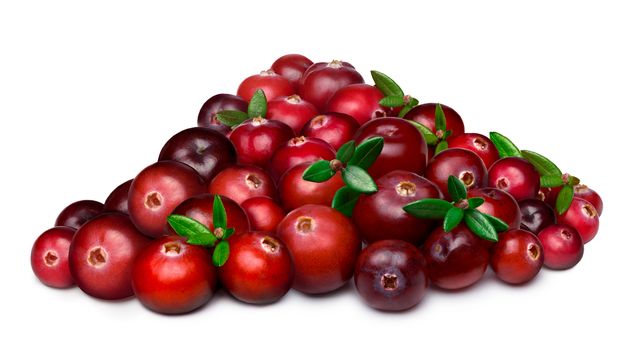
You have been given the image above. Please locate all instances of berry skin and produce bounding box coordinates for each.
[240,196,285,233]
[487,157,540,201]
[268,136,335,182]
[266,95,318,134]
[271,54,313,92]
[278,162,344,211]
[538,224,584,270]
[447,133,500,169]
[197,93,248,134]
[404,103,465,140]
[519,199,557,234]
[573,184,603,216]
[103,179,133,215]
[301,112,360,150]
[299,60,364,110]
[55,200,104,230]
[31,226,76,288]
[425,148,488,199]
[325,84,385,125]
[556,197,599,243]
[469,187,522,230]
[208,165,277,205]
[237,70,295,102]
[491,229,544,284]
[229,117,295,168]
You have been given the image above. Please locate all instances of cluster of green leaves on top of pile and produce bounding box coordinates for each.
[216,89,268,127]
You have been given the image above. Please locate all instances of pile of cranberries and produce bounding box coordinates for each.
[31,54,603,313]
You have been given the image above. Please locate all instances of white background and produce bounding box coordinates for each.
[1,1,620,349]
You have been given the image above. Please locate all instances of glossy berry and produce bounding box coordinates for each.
[574,184,603,216]
[468,187,522,230]
[237,70,295,102]
[299,60,364,110]
[425,148,488,199]
[538,224,584,270]
[519,199,556,234]
[301,112,360,150]
[55,200,104,230]
[447,133,500,168]
[491,229,544,284]
[271,54,313,92]
[229,117,295,168]
[103,179,133,215]
[170,194,250,236]
[404,103,465,140]
[197,93,248,134]
[208,165,277,204]
[268,136,335,182]
[278,162,344,211]
[556,197,599,243]
[325,84,385,125]
[31,226,76,288]
[241,196,285,233]
[266,95,318,134]
[488,157,540,201]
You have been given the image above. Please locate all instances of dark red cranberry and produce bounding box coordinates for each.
[301,112,360,150]
[128,161,206,238]
[31,226,76,288]
[208,165,277,204]
[219,232,294,304]
[69,213,150,300]
[55,200,104,229]
[299,60,364,110]
[266,95,318,134]
[237,70,295,102]
[229,117,295,168]
[519,199,556,234]
[276,204,361,294]
[271,54,313,92]
[197,93,248,134]
[468,187,522,230]
[354,117,428,178]
[325,84,385,125]
[103,179,133,215]
[491,229,544,284]
[170,194,250,236]
[422,225,489,290]
[268,136,335,182]
[404,103,465,140]
[278,162,344,211]
[353,170,442,245]
[158,127,237,183]
[447,133,500,169]
[132,236,217,314]
[241,197,285,233]
[488,157,540,201]
[556,197,599,243]
[425,148,488,199]
[354,240,428,311]
[574,184,603,216]
[538,224,584,270]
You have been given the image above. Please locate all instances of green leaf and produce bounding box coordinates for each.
[540,175,564,188]
[489,132,522,158]
[468,197,485,209]
[435,103,447,132]
[379,95,404,108]
[212,241,230,267]
[349,137,384,170]
[222,228,235,240]
[408,121,438,145]
[464,209,499,242]
[406,96,419,107]
[481,213,509,233]
[167,215,217,247]
[403,198,453,219]
[556,185,574,215]
[370,70,404,97]
[521,150,562,177]
[568,176,581,187]
[336,141,356,163]
[247,89,267,117]
[443,207,464,232]
[398,105,414,118]
[342,165,377,194]
[331,186,361,217]
[215,110,249,127]
[447,175,468,202]
[302,160,335,182]
[212,195,227,229]
[435,140,448,155]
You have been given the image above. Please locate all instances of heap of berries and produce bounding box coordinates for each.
[31,54,603,313]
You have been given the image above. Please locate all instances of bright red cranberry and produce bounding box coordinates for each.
[556,197,599,243]
[354,240,428,311]
[229,117,295,168]
[271,54,313,92]
[488,157,540,201]
[103,179,133,215]
[208,165,277,204]
[299,60,364,110]
[354,117,428,178]
[447,133,500,169]
[519,199,556,234]
[31,226,76,288]
[574,184,603,216]
[325,84,385,125]
[170,194,250,236]
[278,162,344,211]
[301,112,360,150]
[266,95,318,134]
[425,148,488,199]
[538,224,584,270]
[237,70,295,102]
[128,161,206,238]
[491,229,544,284]
[422,224,489,290]
[404,103,465,139]
[468,187,522,230]
[132,236,217,314]
[268,136,335,182]
[197,93,248,134]
[55,200,104,229]
[276,204,361,294]
[241,197,285,233]
[219,232,294,304]
[353,170,442,245]
[69,213,150,299]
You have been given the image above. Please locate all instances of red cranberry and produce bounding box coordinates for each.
[556,197,599,243]
[574,184,603,216]
[325,84,385,125]
[229,117,295,168]
[208,165,277,204]
[301,112,360,150]
[31,226,76,288]
[491,229,544,284]
[422,225,489,290]
[69,213,150,299]
[425,148,488,199]
[539,186,561,208]
[354,117,428,178]
[447,133,500,169]
[197,93,248,134]
[468,187,522,230]
[219,232,294,304]
[353,170,442,245]
[266,95,318,134]
[488,157,540,201]
[170,194,250,236]
[278,162,344,211]
[271,54,313,92]
[128,161,206,238]
[241,197,285,233]
[276,204,361,294]
[538,224,584,270]
[132,236,217,314]
[55,200,104,229]
[299,60,364,110]
[519,199,556,234]
[354,240,428,311]
[103,179,133,215]
[237,70,295,102]
[404,103,465,139]
[268,136,335,182]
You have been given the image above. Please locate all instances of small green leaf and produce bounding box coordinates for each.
[408,121,438,145]
[212,195,227,229]
[398,105,414,118]
[447,175,468,202]
[443,207,464,232]
[556,185,574,215]
[336,141,356,163]
[464,209,498,242]
[212,241,230,267]
[481,213,509,233]
[167,215,217,247]
[379,95,405,108]
[521,150,562,177]
[247,89,267,117]
[540,175,564,188]
[568,176,581,187]
[302,160,335,182]
[406,96,419,107]
[435,103,447,132]
[435,140,448,155]
[222,228,235,240]
[215,110,249,127]
[331,186,361,217]
[342,165,377,194]
[349,137,384,170]
[403,198,453,219]
[468,197,485,209]
[370,70,404,97]
[489,132,522,158]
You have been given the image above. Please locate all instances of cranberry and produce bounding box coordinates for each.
[519,199,556,234]
[219,232,294,304]
[539,186,561,208]
[574,184,603,216]
[354,240,428,311]
[271,54,313,92]
[404,103,465,138]
[128,161,206,238]
[132,236,217,314]
[538,224,584,269]
[422,225,489,290]
[268,136,335,182]
[158,127,237,183]
[353,170,442,244]
[31,226,76,288]
[488,157,540,201]
[325,84,385,125]
[299,60,364,110]
[491,229,544,284]
[241,197,285,233]
[468,187,522,230]
[447,133,500,169]
[69,213,150,299]
[301,112,360,150]
[354,117,428,178]
[556,197,599,243]
[170,194,250,236]
[208,165,277,204]
[237,70,295,102]
[229,117,295,168]
[55,200,104,229]
[276,204,361,294]
[425,148,488,199]
[266,95,318,134]
[197,93,248,134]
[103,179,133,215]
[278,162,344,211]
